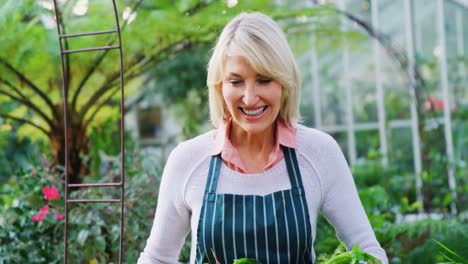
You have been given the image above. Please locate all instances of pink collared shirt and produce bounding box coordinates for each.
[212,120,297,173]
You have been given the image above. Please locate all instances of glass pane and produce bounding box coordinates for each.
[378,0,404,37]
[445,2,468,108]
[318,43,347,127]
[376,0,411,120]
[465,6,468,63]
[460,5,468,105]
[413,0,443,118]
[347,0,372,25]
[413,0,437,59]
[352,74,378,123]
[355,130,380,159]
[385,82,411,120]
[389,127,413,172]
[299,50,316,127]
[340,0,376,124]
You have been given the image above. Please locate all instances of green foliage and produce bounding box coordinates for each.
[317,243,381,264]
[0,146,167,263]
[233,258,262,264]
[434,239,468,264]
[0,0,354,133]
[384,218,468,264]
[148,44,212,139]
[0,164,64,263]
[171,88,212,139]
[0,122,43,183]
[315,151,467,264]
[352,156,418,213]
[87,118,135,178]
[0,0,353,182]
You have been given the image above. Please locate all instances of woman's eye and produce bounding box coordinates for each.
[229,80,243,86]
[258,79,272,84]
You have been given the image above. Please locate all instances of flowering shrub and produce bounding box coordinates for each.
[0,164,65,263]
[30,186,64,223]
[0,149,166,263]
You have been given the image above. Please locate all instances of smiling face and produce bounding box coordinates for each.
[221,55,282,137]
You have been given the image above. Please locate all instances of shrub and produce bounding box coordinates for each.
[0,148,169,263]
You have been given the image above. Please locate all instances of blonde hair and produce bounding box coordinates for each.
[207,12,301,128]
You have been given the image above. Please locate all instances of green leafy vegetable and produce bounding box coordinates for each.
[321,244,381,264]
[233,258,262,264]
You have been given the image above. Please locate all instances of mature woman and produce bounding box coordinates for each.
[138,12,388,264]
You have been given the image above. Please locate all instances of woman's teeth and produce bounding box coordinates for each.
[242,106,267,116]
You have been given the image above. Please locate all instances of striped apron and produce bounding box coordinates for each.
[195,147,313,264]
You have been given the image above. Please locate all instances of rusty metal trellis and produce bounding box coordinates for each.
[51,0,126,263]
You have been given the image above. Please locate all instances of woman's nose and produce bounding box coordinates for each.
[242,83,259,106]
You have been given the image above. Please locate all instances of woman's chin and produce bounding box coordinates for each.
[235,121,275,137]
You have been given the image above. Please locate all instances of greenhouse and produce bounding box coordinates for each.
[0,0,466,263]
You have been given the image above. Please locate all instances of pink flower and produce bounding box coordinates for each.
[424,95,457,113]
[43,185,60,201]
[424,95,444,111]
[31,205,49,222]
[32,214,44,222]
[39,205,49,215]
[53,211,64,220]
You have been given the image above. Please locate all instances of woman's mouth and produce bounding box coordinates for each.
[239,106,268,117]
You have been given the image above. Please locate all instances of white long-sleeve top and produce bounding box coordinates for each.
[138,124,388,264]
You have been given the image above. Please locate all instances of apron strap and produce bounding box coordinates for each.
[203,155,222,202]
[283,147,305,195]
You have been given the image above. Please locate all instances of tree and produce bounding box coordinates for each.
[1,0,342,183]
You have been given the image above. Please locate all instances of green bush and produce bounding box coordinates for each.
[0,163,64,263]
[0,148,168,263]
[315,154,467,264]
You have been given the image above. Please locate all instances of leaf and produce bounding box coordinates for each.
[442,193,452,206]
[323,252,354,264]
[176,0,199,13]
[433,239,468,264]
[233,258,262,264]
[439,251,462,264]
[77,229,89,246]
[95,236,106,252]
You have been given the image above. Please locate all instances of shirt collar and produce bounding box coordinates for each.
[212,119,297,155]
